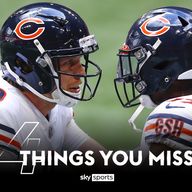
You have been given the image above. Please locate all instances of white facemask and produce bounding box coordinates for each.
[128,95,157,132]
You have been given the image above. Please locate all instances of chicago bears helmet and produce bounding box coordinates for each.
[0,2,102,107]
[114,6,192,108]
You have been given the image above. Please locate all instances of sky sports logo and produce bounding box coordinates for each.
[80,174,115,182]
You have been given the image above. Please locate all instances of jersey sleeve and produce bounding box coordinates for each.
[143,97,192,150]
[0,112,21,158]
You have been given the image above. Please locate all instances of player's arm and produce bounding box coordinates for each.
[0,149,19,160]
[149,143,173,156]
[64,119,107,150]
[0,122,21,160]
[78,137,107,153]
[64,119,107,164]
[78,137,107,162]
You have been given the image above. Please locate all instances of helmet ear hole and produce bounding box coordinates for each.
[15,53,33,74]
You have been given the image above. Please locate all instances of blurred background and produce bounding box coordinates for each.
[1,0,192,150]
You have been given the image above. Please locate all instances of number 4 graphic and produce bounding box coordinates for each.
[0,122,40,174]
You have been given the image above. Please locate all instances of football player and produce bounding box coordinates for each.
[114,6,192,156]
[0,2,106,159]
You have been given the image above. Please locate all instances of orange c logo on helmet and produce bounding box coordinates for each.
[140,16,170,37]
[14,18,45,40]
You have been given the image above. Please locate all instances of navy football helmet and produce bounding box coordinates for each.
[114,6,192,108]
[0,2,101,107]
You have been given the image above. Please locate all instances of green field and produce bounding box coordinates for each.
[1,0,192,150]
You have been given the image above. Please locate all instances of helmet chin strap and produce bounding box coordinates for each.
[51,89,80,107]
[128,95,157,132]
